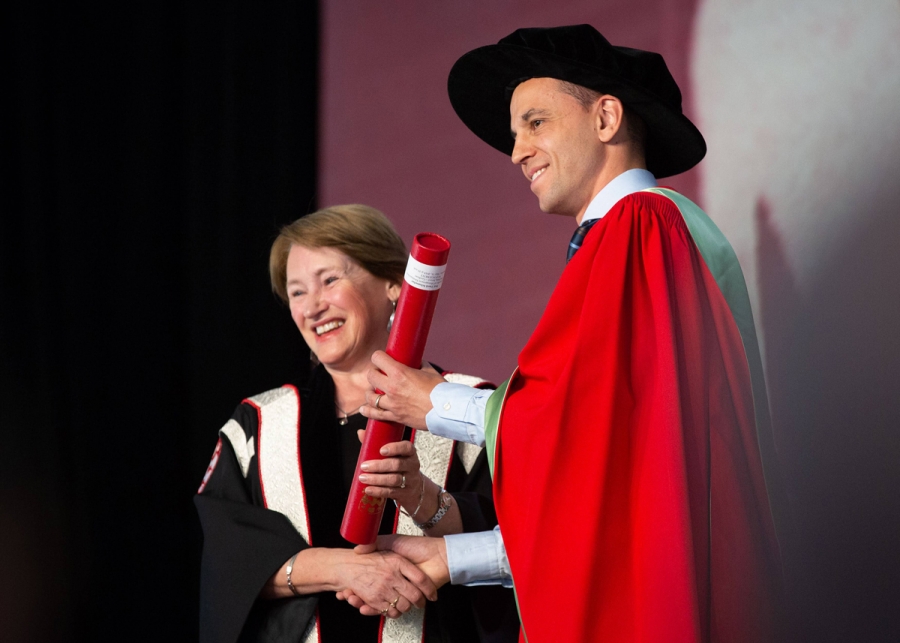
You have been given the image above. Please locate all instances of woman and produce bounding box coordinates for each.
[195,205,517,643]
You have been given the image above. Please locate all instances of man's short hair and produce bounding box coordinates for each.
[556,80,647,150]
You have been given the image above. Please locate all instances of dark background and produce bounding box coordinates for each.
[2,3,318,640]
[5,3,900,643]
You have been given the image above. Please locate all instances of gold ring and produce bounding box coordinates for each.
[374,394,384,410]
[389,596,400,608]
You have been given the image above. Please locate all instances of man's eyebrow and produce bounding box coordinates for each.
[521,108,550,122]
[510,108,551,138]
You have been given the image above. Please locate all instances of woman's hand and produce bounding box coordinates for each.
[361,351,445,431]
[358,438,429,520]
[261,547,437,619]
[357,434,463,536]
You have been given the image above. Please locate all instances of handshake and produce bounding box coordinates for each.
[334,535,450,619]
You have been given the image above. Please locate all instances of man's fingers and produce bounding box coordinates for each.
[359,403,400,424]
[370,350,399,374]
[366,365,390,392]
[361,388,395,420]
[365,387,392,411]
[397,556,438,601]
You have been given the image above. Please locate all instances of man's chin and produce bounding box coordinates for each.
[536,195,579,219]
[539,202,579,219]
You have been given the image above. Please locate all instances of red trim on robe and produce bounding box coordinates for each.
[247,398,268,510]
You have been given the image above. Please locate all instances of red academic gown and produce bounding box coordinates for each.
[490,190,783,643]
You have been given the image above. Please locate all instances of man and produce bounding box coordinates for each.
[357,25,784,642]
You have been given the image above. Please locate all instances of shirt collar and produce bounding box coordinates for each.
[580,168,658,225]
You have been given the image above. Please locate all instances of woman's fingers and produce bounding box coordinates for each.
[360,474,408,498]
[387,596,412,617]
[378,440,416,458]
[358,440,421,499]
[361,444,415,473]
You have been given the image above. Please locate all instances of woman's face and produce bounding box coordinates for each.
[286,245,400,373]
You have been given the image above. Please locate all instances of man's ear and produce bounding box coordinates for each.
[595,95,625,143]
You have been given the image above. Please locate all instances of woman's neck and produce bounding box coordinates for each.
[327,366,370,415]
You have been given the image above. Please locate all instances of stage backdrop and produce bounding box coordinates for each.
[319,0,700,385]
[320,2,900,642]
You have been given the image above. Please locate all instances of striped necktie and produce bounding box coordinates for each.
[566,218,600,263]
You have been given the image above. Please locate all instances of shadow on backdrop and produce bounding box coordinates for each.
[757,167,900,642]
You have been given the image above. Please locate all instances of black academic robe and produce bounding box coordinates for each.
[195,365,518,643]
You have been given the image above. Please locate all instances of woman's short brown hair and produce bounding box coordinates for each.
[269,204,408,303]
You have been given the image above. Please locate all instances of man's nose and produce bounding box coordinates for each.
[511,136,532,165]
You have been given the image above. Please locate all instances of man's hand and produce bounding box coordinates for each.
[338,535,451,616]
[360,351,445,431]
[378,535,450,588]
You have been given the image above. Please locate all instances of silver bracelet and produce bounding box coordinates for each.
[415,488,452,530]
[393,476,426,520]
[286,552,301,596]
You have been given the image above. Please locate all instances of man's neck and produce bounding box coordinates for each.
[576,167,658,225]
[575,158,647,224]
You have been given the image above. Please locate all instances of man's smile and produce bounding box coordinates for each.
[529,166,548,182]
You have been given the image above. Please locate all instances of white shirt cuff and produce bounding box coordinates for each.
[425,382,490,446]
[444,526,512,587]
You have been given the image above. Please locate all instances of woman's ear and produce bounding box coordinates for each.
[386,281,402,302]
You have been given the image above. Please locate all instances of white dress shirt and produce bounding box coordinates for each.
[431,168,658,586]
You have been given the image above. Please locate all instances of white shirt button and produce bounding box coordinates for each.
[443,402,452,410]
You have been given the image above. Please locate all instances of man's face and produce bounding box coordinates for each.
[509,78,608,220]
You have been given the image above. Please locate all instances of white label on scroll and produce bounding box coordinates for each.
[404,256,446,291]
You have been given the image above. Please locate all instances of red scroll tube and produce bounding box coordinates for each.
[340,232,451,544]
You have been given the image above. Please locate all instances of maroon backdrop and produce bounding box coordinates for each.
[319,1,699,383]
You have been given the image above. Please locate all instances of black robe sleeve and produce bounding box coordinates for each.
[447,448,498,534]
[194,405,317,643]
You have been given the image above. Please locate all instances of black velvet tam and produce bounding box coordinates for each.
[447,24,706,178]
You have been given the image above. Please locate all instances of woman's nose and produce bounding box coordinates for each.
[303,291,327,318]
